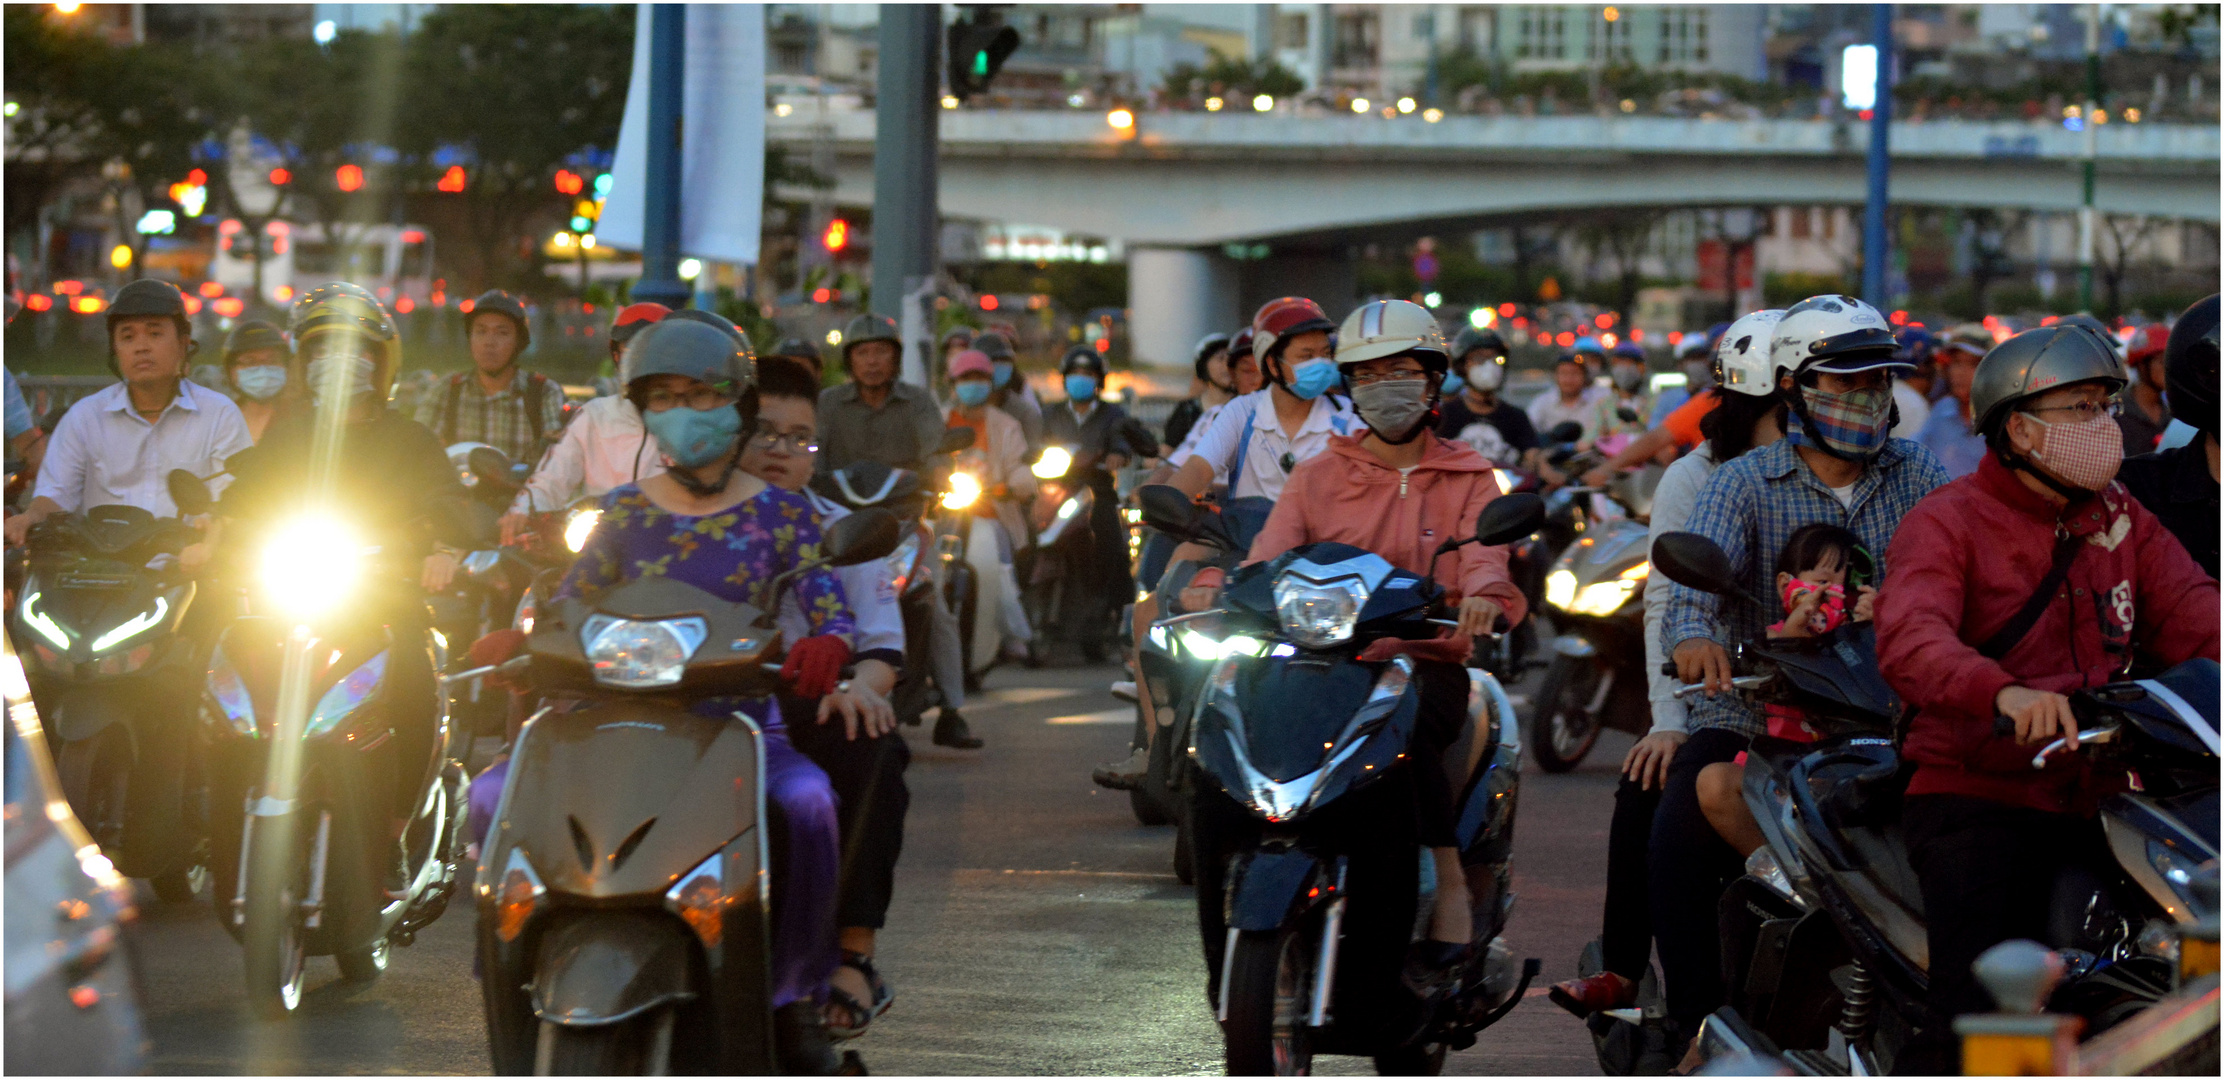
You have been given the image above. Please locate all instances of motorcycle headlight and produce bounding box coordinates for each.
[1620,560,1650,582]
[943,471,982,510]
[581,614,708,688]
[260,516,367,621]
[17,590,71,651]
[90,595,170,655]
[1274,576,1369,650]
[1491,468,1517,494]
[1033,446,1072,479]
[1545,569,1578,611]
[304,651,388,737]
[1568,579,1638,616]
[1055,495,1083,521]
[564,507,603,553]
[1179,631,1267,661]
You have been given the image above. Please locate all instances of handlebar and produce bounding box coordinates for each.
[1673,675,1770,699]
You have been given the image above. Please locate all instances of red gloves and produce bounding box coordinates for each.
[780,635,852,699]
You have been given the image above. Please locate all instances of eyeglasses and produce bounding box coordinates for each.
[642,385,736,412]
[2024,399,2122,422]
[748,430,819,454]
[1346,369,1429,386]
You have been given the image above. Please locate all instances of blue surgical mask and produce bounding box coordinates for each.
[993,361,1015,388]
[1438,369,1465,398]
[954,381,991,407]
[642,403,743,468]
[1286,358,1340,401]
[1065,374,1098,404]
[233,364,287,401]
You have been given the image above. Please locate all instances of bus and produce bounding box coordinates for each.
[211,220,435,310]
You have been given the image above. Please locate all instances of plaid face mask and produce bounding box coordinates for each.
[1791,383,1893,459]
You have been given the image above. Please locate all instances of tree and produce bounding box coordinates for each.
[2096,213,2162,319]
[396,4,633,292]
[1158,49,1304,104]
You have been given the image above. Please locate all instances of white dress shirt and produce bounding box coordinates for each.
[1525,386,1609,445]
[1889,380,1931,440]
[508,394,663,514]
[1170,389,1356,502]
[777,489,906,659]
[34,379,252,517]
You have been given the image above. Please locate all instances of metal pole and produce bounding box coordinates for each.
[871,3,940,386]
[2077,4,2100,313]
[633,4,689,308]
[1861,3,1893,307]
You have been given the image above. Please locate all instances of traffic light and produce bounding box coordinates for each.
[822,218,850,254]
[947,20,1019,100]
[554,169,584,196]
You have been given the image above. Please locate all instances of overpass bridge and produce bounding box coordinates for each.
[768,110,2219,367]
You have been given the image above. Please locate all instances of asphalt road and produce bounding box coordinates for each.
[124,661,1632,1076]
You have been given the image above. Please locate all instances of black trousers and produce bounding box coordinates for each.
[1604,775,1664,980]
[1893,793,2111,1076]
[782,694,912,932]
[1645,726,1752,1030]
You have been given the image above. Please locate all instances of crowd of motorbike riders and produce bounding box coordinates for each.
[1,267,2217,1076]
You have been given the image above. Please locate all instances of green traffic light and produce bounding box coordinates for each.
[972,51,988,77]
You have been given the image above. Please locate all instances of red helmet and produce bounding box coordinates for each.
[611,301,671,346]
[2125,322,2169,368]
[1228,326,1256,364]
[1251,297,1335,362]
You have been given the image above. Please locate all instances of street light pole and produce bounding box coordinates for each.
[871,3,940,386]
[2078,3,2100,313]
[1861,3,1893,307]
[633,4,689,308]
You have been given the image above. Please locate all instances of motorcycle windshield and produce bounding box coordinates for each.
[1748,624,1897,729]
[1228,655,1380,781]
[2122,657,2222,762]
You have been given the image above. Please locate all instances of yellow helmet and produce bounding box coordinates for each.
[289,282,401,399]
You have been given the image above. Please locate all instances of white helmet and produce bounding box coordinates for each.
[1335,299,1449,373]
[1715,309,1787,397]
[1768,295,1905,389]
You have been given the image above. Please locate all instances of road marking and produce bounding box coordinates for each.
[985,686,1085,705]
[1046,708,1131,726]
[963,868,1178,879]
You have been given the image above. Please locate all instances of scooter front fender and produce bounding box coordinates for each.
[531,911,697,1026]
[53,684,134,744]
[1225,847,1341,932]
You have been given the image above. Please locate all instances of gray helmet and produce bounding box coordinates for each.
[1449,325,1508,362]
[841,313,900,361]
[1971,323,2128,438]
[661,307,754,355]
[972,331,1014,361]
[106,278,197,357]
[621,318,758,398]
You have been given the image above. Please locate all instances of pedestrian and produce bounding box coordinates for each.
[415,289,565,467]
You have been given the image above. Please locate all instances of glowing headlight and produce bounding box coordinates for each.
[1055,495,1082,521]
[1179,631,1267,661]
[1620,560,1650,581]
[305,651,387,737]
[563,507,602,553]
[1491,468,1517,494]
[90,596,169,654]
[260,517,366,621]
[1568,579,1638,616]
[1033,446,1072,479]
[1545,570,1578,610]
[1273,576,1369,649]
[581,614,707,688]
[18,591,71,651]
[943,471,982,510]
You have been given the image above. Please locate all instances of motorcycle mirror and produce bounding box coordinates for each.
[1651,531,1768,608]
[824,508,902,567]
[467,446,519,493]
[937,427,977,454]
[1137,485,1199,537]
[167,469,214,516]
[1546,421,1584,444]
[1472,493,1546,548]
[1616,405,1641,425]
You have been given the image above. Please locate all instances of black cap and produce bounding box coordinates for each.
[767,336,822,363]
[222,319,289,364]
[465,289,531,347]
[974,332,1015,361]
[1060,343,1106,376]
[108,278,190,321]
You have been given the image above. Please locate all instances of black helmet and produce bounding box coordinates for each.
[221,319,289,366]
[663,307,754,355]
[1060,343,1107,377]
[1449,325,1508,362]
[1970,323,2128,439]
[2166,294,2219,436]
[767,336,821,362]
[841,313,900,361]
[106,279,197,359]
[973,331,1015,361]
[464,289,531,349]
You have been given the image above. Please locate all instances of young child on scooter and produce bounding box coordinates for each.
[1695,523,1876,855]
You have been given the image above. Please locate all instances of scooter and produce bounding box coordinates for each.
[474,509,899,1074]
[1525,465,1662,772]
[10,503,210,901]
[439,444,534,739]
[175,471,475,1019]
[1652,531,2219,1076]
[1141,487,1548,1076]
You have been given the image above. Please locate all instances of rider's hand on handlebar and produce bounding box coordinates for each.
[1456,597,1504,638]
[1673,638,1733,696]
[1996,685,2078,749]
[819,682,896,741]
[498,511,532,548]
[3,514,29,546]
[1621,730,1687,791]
[178,541,214,576]
[422,551,460,592]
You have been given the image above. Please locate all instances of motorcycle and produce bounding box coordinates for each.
[173,471,476,1019]
[9,503,209,901]
[1651,531,2219,1076]
[439,444,535,740]
[1525,464,1662,772]
[1141,487,1549,1075]
[474,509,899,1074]
[1027,425,1156,664]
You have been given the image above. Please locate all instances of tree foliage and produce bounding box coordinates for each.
[1159,49,1305,103]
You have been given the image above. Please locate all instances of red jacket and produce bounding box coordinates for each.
[1879,452,2219,813]
[1245,433,1528,630]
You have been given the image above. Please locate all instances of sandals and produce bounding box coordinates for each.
[824,950,894,1042]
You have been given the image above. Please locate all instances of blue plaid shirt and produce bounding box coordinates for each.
[1661,436,1949,735]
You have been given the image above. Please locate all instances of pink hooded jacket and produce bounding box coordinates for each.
[1244,432,1528,631]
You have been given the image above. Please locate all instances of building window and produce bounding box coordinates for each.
[1514,6,1567,60]
[1459,8,1493,52]
[1659,7,1710,65]
[1791,207,1813,240]
[1590,8,1634,63]
[1333,9,1380,70]
[1414,13,1435,41]
[1277,12,1309,51]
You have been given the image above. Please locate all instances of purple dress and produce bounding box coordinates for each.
[474,483,854,1009]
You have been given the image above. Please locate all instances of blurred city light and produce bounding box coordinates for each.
[273,285,293,302]
[1252,94,1273,112]
[53,280,83,296]
[1350,98,1370,114]
[437,166,467,192]
[135,209,176,235]
[108,244,132,269]
[941,95,960,110]
[3,102,17,117]
[213,297,244,318]
[578,234,596,249]
[267,167,291,186]
[1205,96,1223,112]
[335,164,364,191]
[24,294,51,312]
[826,329,843,346]
[1423,108,1443,123]
[1397,98,1416,114]
[54,3,82,15]
[72,296,105,314]
[312,19,336,44]
[773,103,793,117]
[199,281,224,298]
[395,296,415,314]
[1840,44,1878,111]
[593,172,613,197]
[1469,308,1496,329]
[554,169,584,195]
[678,258,703,280]
[823,218,850,253]
[1423,291,1442,308]
[1106,108,1134,130]
[813,287,832,303]
[551,232,574,249]
[1604,7,1621,21]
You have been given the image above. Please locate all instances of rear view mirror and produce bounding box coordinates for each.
[168,469,214,517]
[1137,485,1199,537]
[825,508,901,567]
[1472,493,1545,547]
[1546,421,1584,444]
[467,446,519,493]
[937,427,976,454]
[1652,531,1767,608]
[1616,406,1642,425]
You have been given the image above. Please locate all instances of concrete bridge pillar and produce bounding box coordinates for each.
[1127,246,1240,372]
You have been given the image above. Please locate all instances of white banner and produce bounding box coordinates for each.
[597,4,765,266]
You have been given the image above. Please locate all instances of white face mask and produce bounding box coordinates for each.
[233,365,287,401]
[1466,360,1505,392]
[306,355,378,408]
